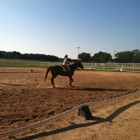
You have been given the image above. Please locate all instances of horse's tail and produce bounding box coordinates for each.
[44,66,52,82]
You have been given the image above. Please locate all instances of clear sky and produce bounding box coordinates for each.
[0,0,140,59]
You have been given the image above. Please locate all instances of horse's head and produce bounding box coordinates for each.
[77,61,84,69]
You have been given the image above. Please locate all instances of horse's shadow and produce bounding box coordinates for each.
[18,100,140,140]
[75,87,128,92]
[56,87,130,92]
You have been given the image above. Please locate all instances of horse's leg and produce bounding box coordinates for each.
[51,74,58,88]
[69,76,74,87]
[51,78,55,88]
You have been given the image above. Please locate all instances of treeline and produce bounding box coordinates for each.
[78,49,140,63]
[0,49,140,63]
[0,51,60,62]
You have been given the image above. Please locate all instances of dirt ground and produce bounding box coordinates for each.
[0,67,140,140]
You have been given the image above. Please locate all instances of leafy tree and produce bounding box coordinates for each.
[115,51,133,63]
[132,49,140,63]
[114,50,140,63]
[12,51,23,59]
[92,51,112,63]
[78,52,91,62]
[0,51,6,58]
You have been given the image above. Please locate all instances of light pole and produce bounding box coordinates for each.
[114,50,116,59]
[77,47,80,59]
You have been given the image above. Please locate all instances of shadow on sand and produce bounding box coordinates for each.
[54,86,135,93]
[18,101,140,140]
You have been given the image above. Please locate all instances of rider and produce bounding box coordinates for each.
[63,54,70,75]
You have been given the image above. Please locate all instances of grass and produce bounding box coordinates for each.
[0,58,140,73]
[0,58,49,68]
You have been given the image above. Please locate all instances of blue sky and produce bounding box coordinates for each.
[0,0,140,59]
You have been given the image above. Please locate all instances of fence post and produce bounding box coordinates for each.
[133,64,134,70]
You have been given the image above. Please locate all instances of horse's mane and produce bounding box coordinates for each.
[70,61,80,66]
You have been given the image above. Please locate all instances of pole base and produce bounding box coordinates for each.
[78,105,93,120]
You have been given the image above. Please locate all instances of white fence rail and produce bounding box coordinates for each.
[0,59,140,71]
[83,63,140,71]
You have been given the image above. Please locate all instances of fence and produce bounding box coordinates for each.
[83,63,140,71]
[0,59,140,72]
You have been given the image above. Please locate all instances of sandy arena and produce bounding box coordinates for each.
[0,67,140,140]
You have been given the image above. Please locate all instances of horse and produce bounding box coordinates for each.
[44,61,84,88]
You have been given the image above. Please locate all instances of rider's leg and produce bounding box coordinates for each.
[66,65,70,75]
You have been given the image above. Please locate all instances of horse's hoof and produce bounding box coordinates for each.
[69,84,74,87]
[52,85,55,88]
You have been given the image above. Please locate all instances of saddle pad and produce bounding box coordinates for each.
[62,66,67,72]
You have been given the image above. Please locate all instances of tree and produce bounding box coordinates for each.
[92,51,112,63]
[132,49,140,63]
[78,52,91,62]
[0,51,6,58]
[114,50,140,63]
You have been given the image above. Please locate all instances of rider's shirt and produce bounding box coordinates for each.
[63,58,68,66]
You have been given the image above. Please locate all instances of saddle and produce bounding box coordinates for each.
[62,65,67,72]
[62,65,70,72]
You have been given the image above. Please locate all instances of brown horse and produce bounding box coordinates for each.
[44,61,84,87]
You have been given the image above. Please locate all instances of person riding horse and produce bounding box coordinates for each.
[44,60,84,87]
[62,54,70,75]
